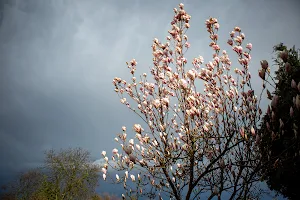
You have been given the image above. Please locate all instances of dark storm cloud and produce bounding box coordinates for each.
[0,0,299,191]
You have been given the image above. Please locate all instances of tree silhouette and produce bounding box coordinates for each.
[40,148,100,199]
[0,148,100,200]
[0,169,44,199]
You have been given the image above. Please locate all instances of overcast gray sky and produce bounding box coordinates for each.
[0,0,300,191]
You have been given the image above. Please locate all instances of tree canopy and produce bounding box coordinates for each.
[102,3,266,200]
[258,43,300,200]
[1,148,100,200]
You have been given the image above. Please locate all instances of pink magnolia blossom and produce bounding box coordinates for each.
[290,107,294,117]
[212,44,220,51]
[162,97,170,106]
[260,60,268,70]
[104,157,108,162]
[240,127,245,138]
[296,94,300,110]
[129,139,134,146]
[291,79,297,89]
[185,42,191,48]
[271,95,279,109]
[280,50,288,62]
[203,124,209,132]
[112,148,118,155]
[120,98,126,104]
[234,26,241,32]
[152,99,161,108]
[258,69,266,80]
[251,127,256,136]
[133,124,142,134]
[130,174,136,182]
[187,69,196,80]
[214,23,220,29]
[130,59,137,66]
[179,79,188,89]
[246,43,252,50]
[285,62,291,72]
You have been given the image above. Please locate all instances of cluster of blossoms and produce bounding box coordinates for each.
[105,3,263,199]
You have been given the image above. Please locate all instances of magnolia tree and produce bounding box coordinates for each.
[102,3,265,199]
[258,43,300,199]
